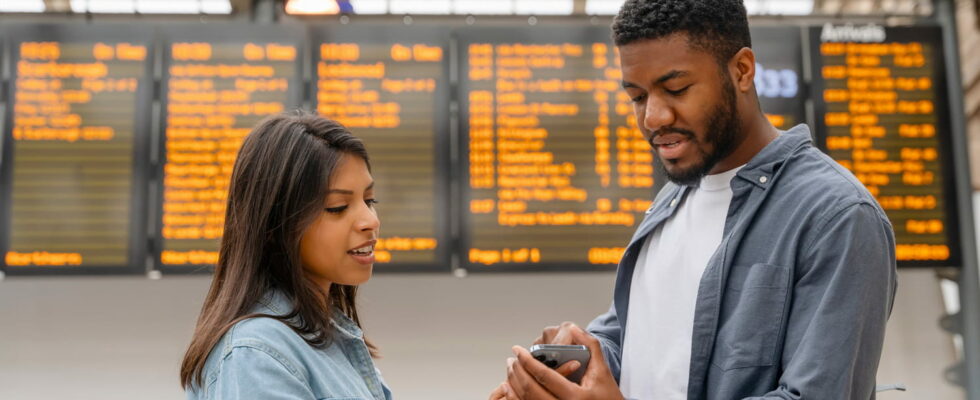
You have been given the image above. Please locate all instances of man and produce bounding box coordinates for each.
[492,0,897,399]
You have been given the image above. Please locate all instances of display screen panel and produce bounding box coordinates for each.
[810,24,961,267]
[311,26,451,271]
[155,26,304,271]
[752,26,807,131]
[0,25,152,274]
[457,27,656,271]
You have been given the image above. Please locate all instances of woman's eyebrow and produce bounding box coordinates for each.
[327,182,374,195]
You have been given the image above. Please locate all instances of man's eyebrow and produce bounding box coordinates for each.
[655,70,688,84]
[621,70,688,90]
[326,182,374,195]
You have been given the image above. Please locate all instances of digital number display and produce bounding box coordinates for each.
[751,27,806,131]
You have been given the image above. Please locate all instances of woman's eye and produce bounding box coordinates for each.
[629,94,646,103]
[366,199,379,207]
[324,205,348,214]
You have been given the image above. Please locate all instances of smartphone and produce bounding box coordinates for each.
[528,344,590,384]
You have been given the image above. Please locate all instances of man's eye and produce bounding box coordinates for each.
[366,199,379,207]
[324,205,348,214]
[666,85,691,96]
[630,94,646,103]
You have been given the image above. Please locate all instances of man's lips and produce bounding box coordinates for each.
[650,132,690,147]
[649,132,694,160]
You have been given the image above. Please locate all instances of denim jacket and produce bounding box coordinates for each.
[187,291,392,400]
[588,125,898,399]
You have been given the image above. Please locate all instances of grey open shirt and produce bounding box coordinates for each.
[587,125,898,399]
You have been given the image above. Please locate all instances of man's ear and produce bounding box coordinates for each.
[730,47,756,93]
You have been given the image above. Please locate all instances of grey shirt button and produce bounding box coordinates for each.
[670,198,678,207]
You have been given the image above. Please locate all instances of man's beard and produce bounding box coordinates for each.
[659,76,741,186]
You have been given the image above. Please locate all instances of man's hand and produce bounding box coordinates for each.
[488,381,513,400]
[533,321,578,345]
[507,323,624,400]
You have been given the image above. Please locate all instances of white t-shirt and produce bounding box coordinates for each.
[619,166,742,400]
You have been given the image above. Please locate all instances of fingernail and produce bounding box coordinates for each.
[511,346,521,355]
[568,361,580,370]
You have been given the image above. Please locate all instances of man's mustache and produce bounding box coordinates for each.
[646,127,697,147]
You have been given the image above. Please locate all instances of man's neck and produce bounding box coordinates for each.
[710,111,779,174]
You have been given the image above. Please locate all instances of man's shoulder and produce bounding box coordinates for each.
[777,145,882,212]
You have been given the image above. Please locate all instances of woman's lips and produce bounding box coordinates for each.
[349,252,375,265]
[347,240,376,265]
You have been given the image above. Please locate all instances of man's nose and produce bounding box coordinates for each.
[642,97,675,135]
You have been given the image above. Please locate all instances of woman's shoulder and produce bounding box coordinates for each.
[200,316,306,372]
[224,316,305,352]
[218,292,306,352]
[190,317,315,399]
[202,293,310,375]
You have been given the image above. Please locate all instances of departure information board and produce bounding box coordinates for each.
[156,27,303,270]
[0,22,968,275]
[810,24,961,267]
[0,25,152,274]
[312,27,451,271]
[458,28,654,271]
[751,26,806,131]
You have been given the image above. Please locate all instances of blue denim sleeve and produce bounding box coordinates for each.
[746,202,897,400]
[587,302,624,382]
[211,345,316,400]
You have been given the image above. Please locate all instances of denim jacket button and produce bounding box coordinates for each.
[759,176,768,184]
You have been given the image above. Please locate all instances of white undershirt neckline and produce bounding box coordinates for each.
[619,166,743,400]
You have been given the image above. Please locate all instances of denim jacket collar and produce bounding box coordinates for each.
[255,290,364,340]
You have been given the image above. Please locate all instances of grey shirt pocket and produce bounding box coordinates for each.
[710,263,791,371]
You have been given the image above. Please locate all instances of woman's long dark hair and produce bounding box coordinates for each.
[180,111,377,388]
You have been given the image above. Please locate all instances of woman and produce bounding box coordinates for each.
[180,111,390,400]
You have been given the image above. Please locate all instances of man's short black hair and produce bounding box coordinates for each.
[612,0,752,64]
